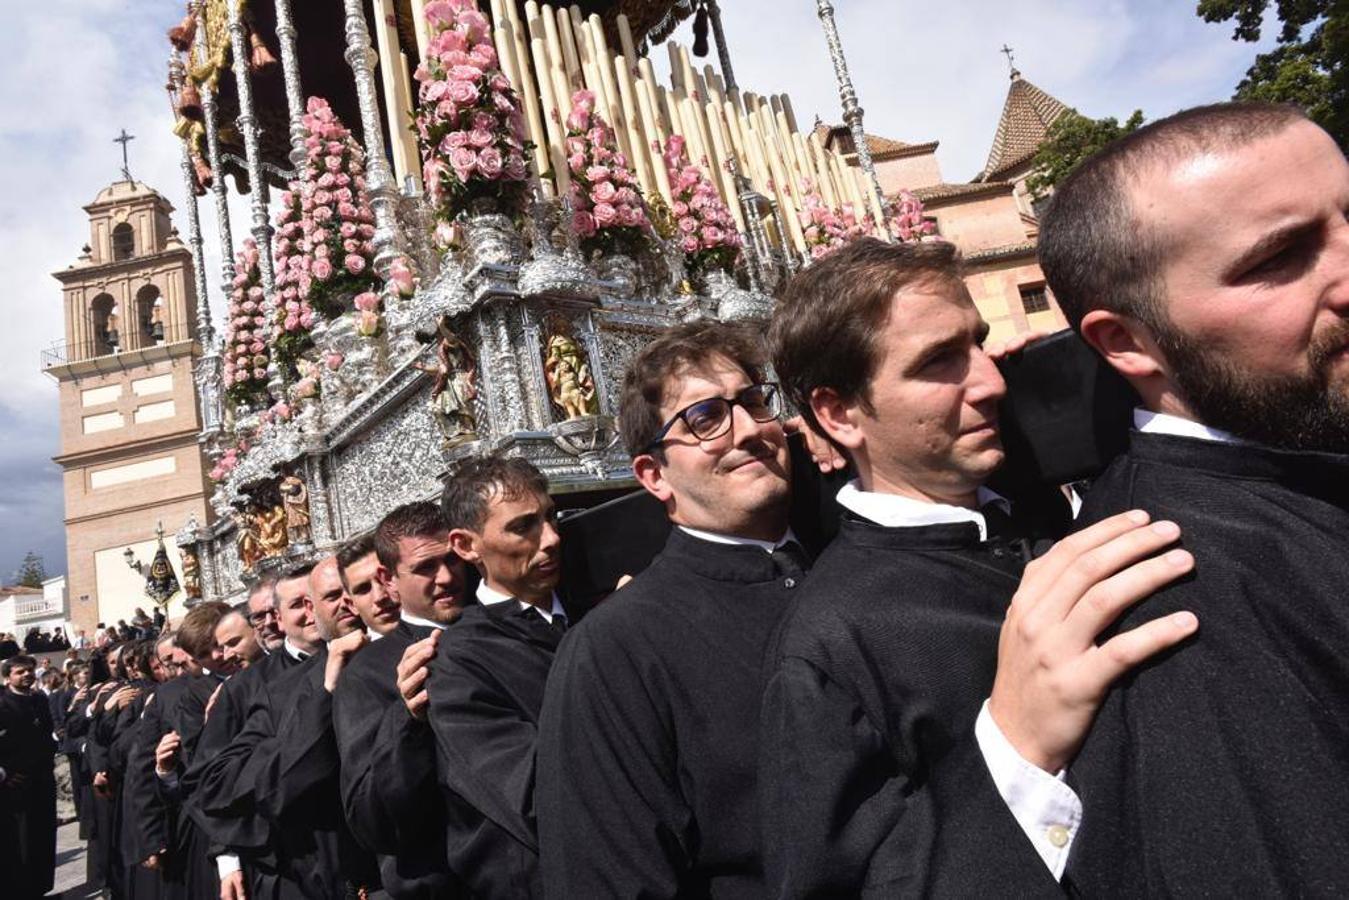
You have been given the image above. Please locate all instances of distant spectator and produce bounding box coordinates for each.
[116,619,132,642]
[50,628,69,650]
[94,624,111,650]
[0,633,18,660]
[151,607,166,631]
[62,649,78,673]
[71,629,88,651]
[23,628,39,652]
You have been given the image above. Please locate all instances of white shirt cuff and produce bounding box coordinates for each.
[973,699,1082,880]
[216,853,242,878]
[156,769,179,789]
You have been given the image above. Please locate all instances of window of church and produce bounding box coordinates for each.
[1019,284,1050,315]
[112,222,135,261]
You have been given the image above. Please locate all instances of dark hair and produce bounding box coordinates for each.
[769,237,965,440]
[176,601,231,659]
[442,457,549,533]
[1,655,36,677]
[618,320,769,457]
[1039,101,1308,332]
[373,501,447,569]
[336,532,377,591]
[247,572,279,608]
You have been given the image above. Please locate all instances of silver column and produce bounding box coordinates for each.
[194,2,236,294]
[273,0,308,167]
[226,0,279,391]
[815,0,885,212]
[172,51,224,439]
[341,0,402,276]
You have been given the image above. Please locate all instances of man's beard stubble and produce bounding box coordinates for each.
[1157,317,1349,454]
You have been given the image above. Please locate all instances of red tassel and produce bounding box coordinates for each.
[192,154,214,194]
[168,12,197,51]
[179,80,204,122]
[249,29,277,71]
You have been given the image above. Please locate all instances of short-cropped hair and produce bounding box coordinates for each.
[1,655,36,677]
[175,601,231,660]
[770,237,966,439]
[618,320,768,457]
[374,501,447,570]
[1039,101,1308,333]
[336,532,376,590]
[442,457,549,533]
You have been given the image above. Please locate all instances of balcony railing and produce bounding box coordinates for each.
[41,322,196,370]
[15,595,67,622]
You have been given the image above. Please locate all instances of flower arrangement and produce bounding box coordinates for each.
[222,238,272,409]
[661,134,741,277]
[798,181,869,259]
[208,436,249,484]
[882,189,936,242]
[565,90,650,257]
[414,0,530,230]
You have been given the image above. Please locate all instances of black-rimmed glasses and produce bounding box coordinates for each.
[248,608,278,627]
[645,383,782,451]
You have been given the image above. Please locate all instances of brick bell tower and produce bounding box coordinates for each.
[44,146,213,636]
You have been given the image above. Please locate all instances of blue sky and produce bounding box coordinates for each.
[0,0,1275,581]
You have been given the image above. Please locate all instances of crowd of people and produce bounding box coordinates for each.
[1,100,1345,899]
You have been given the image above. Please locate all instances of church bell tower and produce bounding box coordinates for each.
[43,143,214,636]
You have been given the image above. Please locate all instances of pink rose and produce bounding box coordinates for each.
[284,315,300,331]
[343,239,360,253]
[565,109,590,133]
[468,127,494,148]
[422,80,448,104]
[344,254,367,275]
[586,127,607,147]
[389,260,415,296]
[672,201,689,217]
[567,152,587,174]
[469,44,497,69]
[504,152,527,181]
[681,235,700,254]
[340,222,357,238]
[325,156,343,173]
[572,90,596,113]
[679,216,699,234]
[450,146,477,180]
[702,225,724,244]
[592,202,617,227]
[357,310,381,337]
[353,291,381,312]
[586,165,611,183]
[593,180,618,203]
[423,1,456,28]
[313,258,333,281]
[477,147,503,178]
[449,64,484,83]
[446,80,479,106]
[324,352,344,371]
[572,210,597,237]
[490,73,512,93]
[312,205,333,222]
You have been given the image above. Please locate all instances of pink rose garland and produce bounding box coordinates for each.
[661,134,741,276]
[222,237,273,409]
[565,90,651,256]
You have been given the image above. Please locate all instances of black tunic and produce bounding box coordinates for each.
[160,672,228,900]
[536,528,800,900]
[0,687,57,899]
[759,516,1061,897]
[197,648,376,899]
[1064,431,1349,895]
[427,600,564,899]
[332,621,464,899]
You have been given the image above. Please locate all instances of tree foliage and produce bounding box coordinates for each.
[15,551,46,588]
[1198,0,1348,150]
[1027,109,1145,199]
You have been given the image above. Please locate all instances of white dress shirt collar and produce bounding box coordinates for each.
[835,479,1010,542]
[282,639,311,662]
[399,611,448,632]
[476,582,567,623]
[1133,408,1242,445]
[676,524,799,555]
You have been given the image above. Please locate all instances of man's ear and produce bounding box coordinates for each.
[809,386,865,453]
[633,453,674,502]
[447,528,482,566]
[1079,309,1167,381]
[374,563,397,602]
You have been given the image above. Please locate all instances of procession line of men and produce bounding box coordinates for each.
[2,100,1345,899]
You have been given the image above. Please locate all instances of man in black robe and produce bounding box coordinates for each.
[1037,102,1349,894]
[537,322,804,897]
[187,569,316,899]
[215,608,264,672]
[198,557,376,899]
[425,457,567,898]
[332,508,472,898]
[0,654,57,899]
[152,601,240,899]
[757,237,1200,895]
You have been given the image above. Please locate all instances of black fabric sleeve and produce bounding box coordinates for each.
[760,656,1062,898]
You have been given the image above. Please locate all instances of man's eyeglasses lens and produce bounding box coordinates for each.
[683,384,780,440]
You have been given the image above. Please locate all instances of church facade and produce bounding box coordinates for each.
[44,179,212,635]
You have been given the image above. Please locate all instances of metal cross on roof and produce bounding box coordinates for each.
[114,128,135,182]
[1000,44,1021,80]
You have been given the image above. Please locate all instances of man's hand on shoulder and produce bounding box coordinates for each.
[324,630,370,693]
[396,631,439,721]
[989,509,1198,773]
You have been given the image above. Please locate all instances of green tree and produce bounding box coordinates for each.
[15,551,46,588]
[1198,0,1348,150]
[1027,109,1146,199]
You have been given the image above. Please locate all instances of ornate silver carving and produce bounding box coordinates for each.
[594,253,640,301]
[704,269,774,321]
[194,1,235,299]
[341,0,402,276]
[464,211,525,269]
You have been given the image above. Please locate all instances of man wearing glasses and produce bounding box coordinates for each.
[245,575,285,653]
[537,321,800,897]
